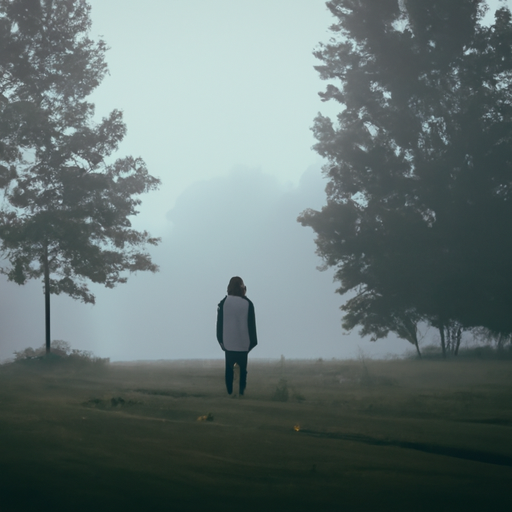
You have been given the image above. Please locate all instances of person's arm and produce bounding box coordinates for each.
[247,299,257,352]
[216,298,226,350]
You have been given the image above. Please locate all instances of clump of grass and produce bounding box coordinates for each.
[134,388,188,398]
[358,351,374,387]
[272,379,289,402]
[82,396,137,409]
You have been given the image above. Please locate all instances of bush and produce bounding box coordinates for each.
[12,340,109,366]
[409,343,512,360]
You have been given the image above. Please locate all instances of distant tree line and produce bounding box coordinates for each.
[0,0,160,353]
[299,0,512,357]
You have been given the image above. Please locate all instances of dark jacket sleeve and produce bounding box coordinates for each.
[247,299,258,352]
[216,297,226,350]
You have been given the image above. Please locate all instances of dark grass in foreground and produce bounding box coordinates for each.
[0,356,511,511]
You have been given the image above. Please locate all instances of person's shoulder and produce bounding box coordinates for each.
[242,296,254,306]
[218,296,227,306]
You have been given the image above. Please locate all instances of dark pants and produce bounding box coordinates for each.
[225,351,248,395]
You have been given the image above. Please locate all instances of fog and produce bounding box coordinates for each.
[0,1,432,361]
[0,165,414,361]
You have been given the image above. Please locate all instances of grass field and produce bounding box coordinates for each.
[0,355,511,511]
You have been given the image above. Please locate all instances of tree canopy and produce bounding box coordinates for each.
[299,0,512,356]
[0,0,160,352]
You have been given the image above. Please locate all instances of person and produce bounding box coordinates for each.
[216,276,257,396]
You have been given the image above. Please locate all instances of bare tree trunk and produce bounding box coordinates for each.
[439,323,446,359]
[408,323,422,359]
[497,333,504,351]
[43,244,51,355]
[401,317,422,359]
[454,326,462,356]
[414,338,422,359]
[446,326,453,354]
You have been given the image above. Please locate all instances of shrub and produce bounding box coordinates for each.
[13,340,109,366]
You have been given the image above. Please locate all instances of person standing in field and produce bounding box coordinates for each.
[216,276,258,396]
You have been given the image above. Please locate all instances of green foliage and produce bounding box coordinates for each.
[472,327,512,350]
[14,339,68,360]
[299,0,512,352]
[0,0,160,303]
[0,1,160,352]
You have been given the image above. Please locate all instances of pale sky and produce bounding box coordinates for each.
[1,1,507,362]
[87,0,340,233]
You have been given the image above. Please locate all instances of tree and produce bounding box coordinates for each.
[341,291,423,358]
[0,0,160,353]
[473,326,512,351]
[299,0,512,356]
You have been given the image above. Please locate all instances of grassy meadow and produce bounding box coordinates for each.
[0,354,511,511]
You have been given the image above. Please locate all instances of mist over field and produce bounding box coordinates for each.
[0,0,510,364]
[1,1,512,511]
[0,166,409,362]
[0,1,409,363]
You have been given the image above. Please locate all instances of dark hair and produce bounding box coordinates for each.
[227,276,245,297]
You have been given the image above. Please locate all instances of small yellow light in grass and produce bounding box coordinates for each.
[293,424,300,432]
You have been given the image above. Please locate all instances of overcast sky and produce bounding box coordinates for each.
[2,0,507,362]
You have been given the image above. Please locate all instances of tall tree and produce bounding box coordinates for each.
[299,0,512,355]
[0,0,160,353]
